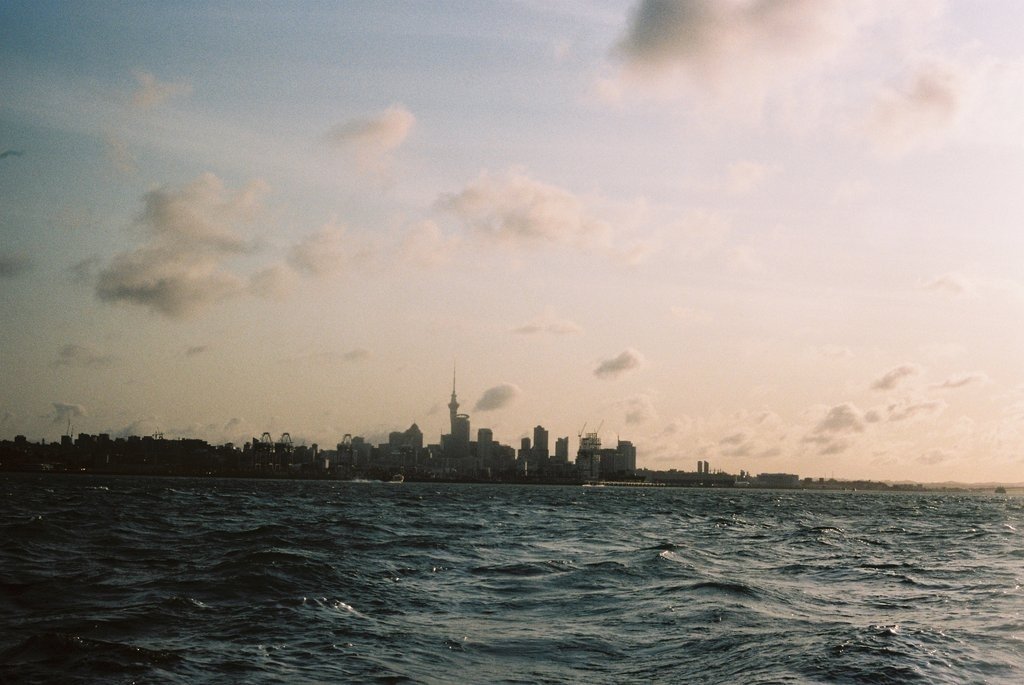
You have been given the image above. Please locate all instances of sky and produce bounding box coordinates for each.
[3,0,1024,483]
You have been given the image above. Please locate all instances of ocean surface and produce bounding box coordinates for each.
[1,475,1021,684]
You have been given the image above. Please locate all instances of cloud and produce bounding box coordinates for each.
[185,345,207,357]
[51,402,87,425]
[327,105,415,172]
[814,344,854,359]
[720,432,746,446]
[104,135,137,174]
[512,310,583,335]
[96,173,267,318]
[0,149,25,160]
[68,256,101,284]
[247,264,295,299]
[474,383,521,412]
[594,348,645,379]
[0,252,32,278]
[131,70,192,110]
[919,272,975,298]
[621,394,658,424]
[813,403,864,434]
[863,60,966,155]
[870,364,920,391]
[53,344,115,368]
[917,449,953,465]
[288,224,370,278]
[932,372,988,390]
[614,0,855,90]
[439,169,612,250]
[400,221,460,267]
[342,348,372,363]
[886,399,946,422]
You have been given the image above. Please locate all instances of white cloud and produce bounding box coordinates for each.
[327,104,415,172]
[439,169,612,250]
[870,364,920,391]
[474,384,521,411]
[131,70,192,110]
[594,348,645,379]
[96,173,267,318]
[53,344,115,369]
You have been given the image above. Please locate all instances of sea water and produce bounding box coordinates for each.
[1,474,1021,683]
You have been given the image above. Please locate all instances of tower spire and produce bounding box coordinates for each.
[448,361,459,433]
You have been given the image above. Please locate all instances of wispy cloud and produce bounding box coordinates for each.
[342,348,372,363]
[863,60,966,156]
[288,224,372,278]
[131,70,192,110]
[870,364,920,391]
[51,402,87,425]
[0,252,32,278]
[185,345,207,357]
[594,348,645,379]
[0,149,25,160]
[512,310,583,336]
[439,169,612,250]
[620,393,658,425]
[931,372,988,390]
[400,221,461,268]
[885,398,946,422]
[104,135,137,174]
[327,104,415,173]
[919,272,975,298]
[52,344,115,369]
[474,383,521,411]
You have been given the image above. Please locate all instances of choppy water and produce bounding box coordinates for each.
[1,475,1021,684]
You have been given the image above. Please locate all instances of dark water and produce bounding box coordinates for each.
[1,475,1021,684]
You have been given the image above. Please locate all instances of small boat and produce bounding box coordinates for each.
[388,474,405,483]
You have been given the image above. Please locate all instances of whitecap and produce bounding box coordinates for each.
[332,600,368,619]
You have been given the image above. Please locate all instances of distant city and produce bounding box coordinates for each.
[0,374,954,492]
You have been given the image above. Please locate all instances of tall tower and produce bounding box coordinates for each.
[448,363,459,436]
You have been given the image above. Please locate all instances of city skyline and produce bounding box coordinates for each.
[4,2,1024,482]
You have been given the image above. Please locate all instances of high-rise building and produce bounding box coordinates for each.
[554,436,569,464]
[533,425,549,459]
[477,428,493,462]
